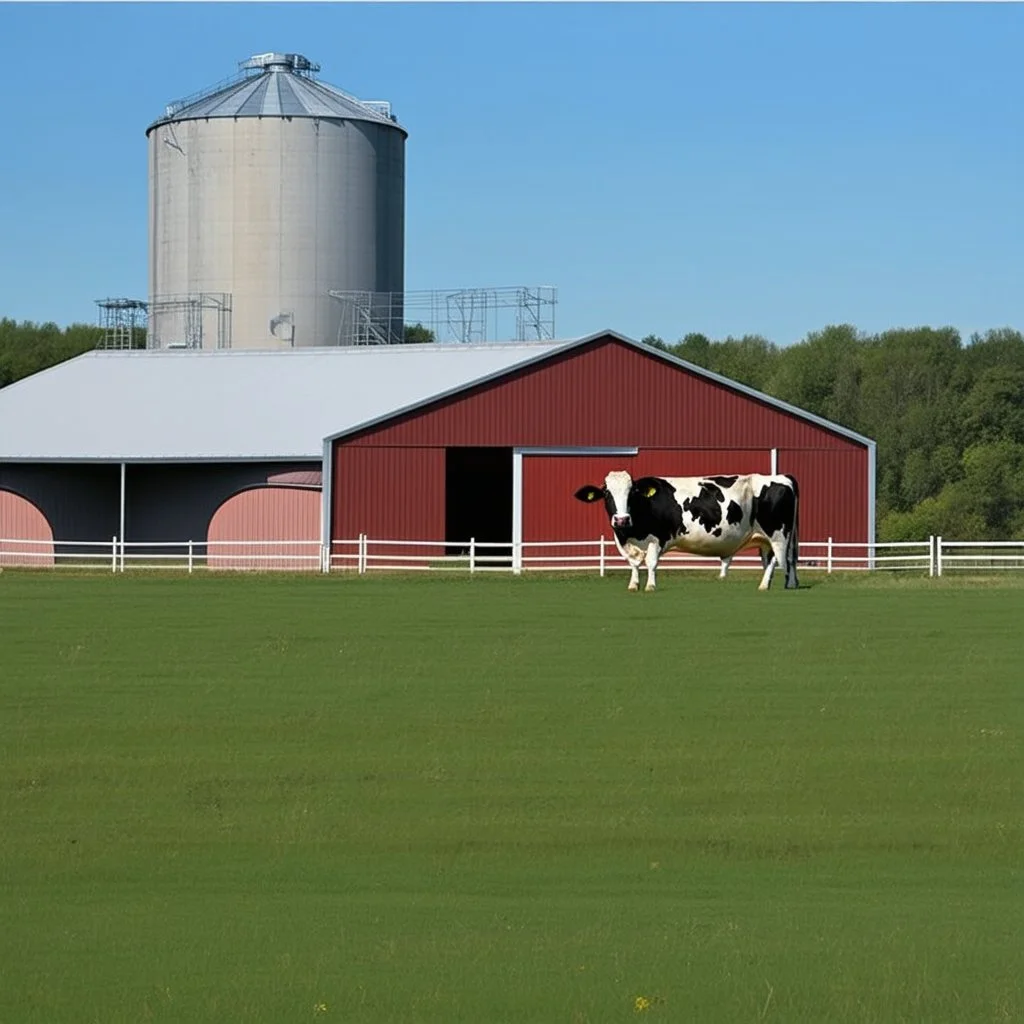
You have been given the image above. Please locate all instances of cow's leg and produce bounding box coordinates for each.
[783,533,799,589]
[757,542,777,591]
[644,540,662,591]
[719,555,733,580]
[759,533,795,591]
[627,560,641,591]
[611,537,642,592]
[766,531,799,590]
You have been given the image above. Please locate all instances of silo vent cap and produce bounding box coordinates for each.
[240,52,320,74]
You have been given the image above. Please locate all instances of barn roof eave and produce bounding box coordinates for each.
[321,329,877,450]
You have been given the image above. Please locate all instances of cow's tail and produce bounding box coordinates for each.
[785,474,800,586]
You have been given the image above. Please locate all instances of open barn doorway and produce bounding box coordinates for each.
[445,447,512,564]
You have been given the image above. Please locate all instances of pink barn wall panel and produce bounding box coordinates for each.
[0,489,54,567]
[208,486,320,570]
[343,339,861,452]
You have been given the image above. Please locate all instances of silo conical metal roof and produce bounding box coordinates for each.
[146,52,407,135]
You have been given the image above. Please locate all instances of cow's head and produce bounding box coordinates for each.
[574,471,664,530]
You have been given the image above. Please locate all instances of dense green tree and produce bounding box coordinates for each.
[403,322,436,344]
[0,318,107,388]
[959,366,1024,446]
[673,332,712,365]
[640,334,668,351]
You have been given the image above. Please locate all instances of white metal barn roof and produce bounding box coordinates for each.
[0,343,570,463]
[0,332,874,464]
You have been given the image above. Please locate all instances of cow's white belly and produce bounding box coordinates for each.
[620,526,771,564]
[665,523,761,558]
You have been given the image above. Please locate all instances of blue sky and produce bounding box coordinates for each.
[1,1,1021,345]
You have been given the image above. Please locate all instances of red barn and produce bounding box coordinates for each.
[324,331,875,566]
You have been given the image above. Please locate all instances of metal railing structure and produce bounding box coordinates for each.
[4,536,1024,576]
[327,286,557,346]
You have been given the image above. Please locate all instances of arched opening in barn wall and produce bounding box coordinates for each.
[207,486,320,571]
[0,490,55,567]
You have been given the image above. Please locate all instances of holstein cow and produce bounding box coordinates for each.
[574,471,799,592]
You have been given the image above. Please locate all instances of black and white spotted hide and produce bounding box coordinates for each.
[574,470,799,592]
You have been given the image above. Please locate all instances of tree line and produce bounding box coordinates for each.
[0,318,117,389]
[642,325,1024,541]
[3,316,1022,540]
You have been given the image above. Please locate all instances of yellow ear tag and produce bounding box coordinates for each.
[644,486,657,498]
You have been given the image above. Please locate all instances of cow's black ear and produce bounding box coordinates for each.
[574,485,604,503]
[633,476,662,499]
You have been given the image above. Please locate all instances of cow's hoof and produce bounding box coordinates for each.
[627,584,639,592]
[645,585,656,593]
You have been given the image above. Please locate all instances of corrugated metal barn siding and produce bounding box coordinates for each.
[208,486,321,570]
[332,446,445,542]
[343,339,860,451]
[777,448,869,545]
[330,337,871,548]
[0,490,54,566]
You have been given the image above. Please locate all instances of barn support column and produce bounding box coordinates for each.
[511,451,523,575]
[770,448,778,475]
[867,440,877,567]
[119,461,126,572]
[320,440,333,572]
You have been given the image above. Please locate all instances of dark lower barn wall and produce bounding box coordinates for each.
[0,461,320,551]
[0,464,120,543]
[124,463,319,545]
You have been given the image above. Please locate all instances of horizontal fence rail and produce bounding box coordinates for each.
[2,535,1015,577]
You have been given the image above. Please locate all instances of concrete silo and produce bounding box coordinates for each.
[146,52,407,349]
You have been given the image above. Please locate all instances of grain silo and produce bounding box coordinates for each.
[146,52,407,350]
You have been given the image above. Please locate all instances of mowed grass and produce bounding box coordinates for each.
[1,571,1021,1023]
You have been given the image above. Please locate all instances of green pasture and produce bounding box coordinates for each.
[1,571,1021,1023]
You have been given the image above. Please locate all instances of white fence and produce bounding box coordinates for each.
[3,534,1024,576]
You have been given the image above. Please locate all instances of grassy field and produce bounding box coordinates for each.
[1,571,1021,1023]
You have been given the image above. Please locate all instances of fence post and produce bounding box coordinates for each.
[112,535,117,573]
[827,536,833,574]
[469,537,476,574]
[936,535,943,577]
[599,536,606,577]
[120,536,125,573]
[928,535,935,577]
[358,534,366,575]
[188,539,194,575]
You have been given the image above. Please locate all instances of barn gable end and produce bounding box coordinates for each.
[328,334,874,548]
